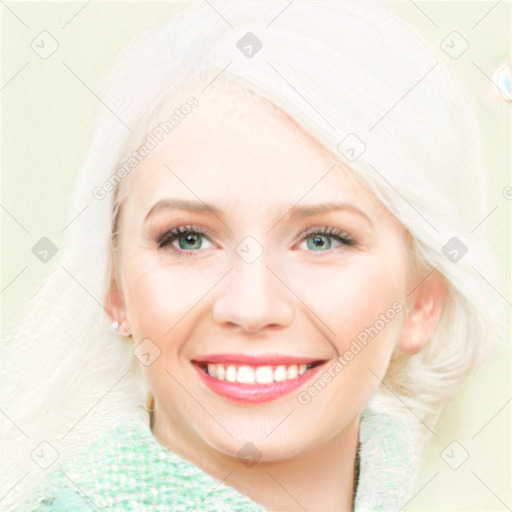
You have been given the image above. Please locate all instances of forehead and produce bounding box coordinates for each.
[123,82,380,218]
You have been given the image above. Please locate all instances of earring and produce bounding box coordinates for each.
[110,320,131,337]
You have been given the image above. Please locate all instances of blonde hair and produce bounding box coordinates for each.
[1,2,508,510]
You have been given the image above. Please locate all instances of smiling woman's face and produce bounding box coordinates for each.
[110,83,416,462]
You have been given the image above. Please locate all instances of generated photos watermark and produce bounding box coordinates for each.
[297,301,403,405]
[92,96,198,201]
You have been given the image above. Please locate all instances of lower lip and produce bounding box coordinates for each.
[192,363,326,404]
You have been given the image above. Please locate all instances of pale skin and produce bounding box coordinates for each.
[107,83,447,511]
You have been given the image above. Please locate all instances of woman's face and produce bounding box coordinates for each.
[113,84,413,461]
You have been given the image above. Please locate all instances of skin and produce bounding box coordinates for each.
[107,82,447,511]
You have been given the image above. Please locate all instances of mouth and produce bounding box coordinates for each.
[191,355,327,404]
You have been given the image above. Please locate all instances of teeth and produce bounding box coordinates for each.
[273,365,287,382]
[203,362,313,383]
[225,365,237,382]
[237,366,255,384]
[207,363,217,378]
[255,366,274,384]
[286,365,298,379]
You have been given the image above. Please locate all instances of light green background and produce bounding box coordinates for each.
[1,1,511,510]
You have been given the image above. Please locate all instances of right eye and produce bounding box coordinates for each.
[156,225,215,255]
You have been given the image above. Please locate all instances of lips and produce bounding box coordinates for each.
[191,354,327,404]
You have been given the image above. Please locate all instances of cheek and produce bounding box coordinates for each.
[301,246,408,408]
[120,255,209,406]
[286,252,406,342]
[293,258,406,422]
[122,262,171,339]
[121,252,220,343]
[291,249,407,416]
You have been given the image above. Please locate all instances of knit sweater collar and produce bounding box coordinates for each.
[35,406,416,511]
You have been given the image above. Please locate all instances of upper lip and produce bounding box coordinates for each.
[191,354,327,366]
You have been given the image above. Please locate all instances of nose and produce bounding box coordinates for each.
[211,258,294,334]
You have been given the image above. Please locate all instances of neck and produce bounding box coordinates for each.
[153,407,360,511]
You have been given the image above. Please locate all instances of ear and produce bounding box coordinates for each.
[105,277,131,337]
[396,269,448,354]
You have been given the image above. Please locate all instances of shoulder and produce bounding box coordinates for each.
[30,422,263,512]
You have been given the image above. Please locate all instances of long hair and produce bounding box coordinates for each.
[1,2,508,510]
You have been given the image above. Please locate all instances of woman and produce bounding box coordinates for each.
[1,1,508,510]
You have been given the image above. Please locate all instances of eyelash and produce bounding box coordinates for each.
[156,225,216,251]
[155,224,357,255]
[298,224,356,249]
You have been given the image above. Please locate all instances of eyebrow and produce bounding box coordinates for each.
[144,198,373,226]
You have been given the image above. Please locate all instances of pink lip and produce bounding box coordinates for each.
[192,353,323,366]
[191,355,327,404]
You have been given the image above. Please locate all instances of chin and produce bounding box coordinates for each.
[197,420,325,464]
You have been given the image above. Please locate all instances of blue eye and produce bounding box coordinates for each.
[157,226,214,252]
[299,226,355,252]
[156,224,356,256]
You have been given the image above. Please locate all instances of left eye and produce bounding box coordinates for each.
[298,227,355,252]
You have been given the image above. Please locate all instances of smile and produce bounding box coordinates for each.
[191,355,326,404]
[202,362,312,383]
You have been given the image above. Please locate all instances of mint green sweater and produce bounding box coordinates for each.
[30,409,413,511]
[33,422,264,511]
